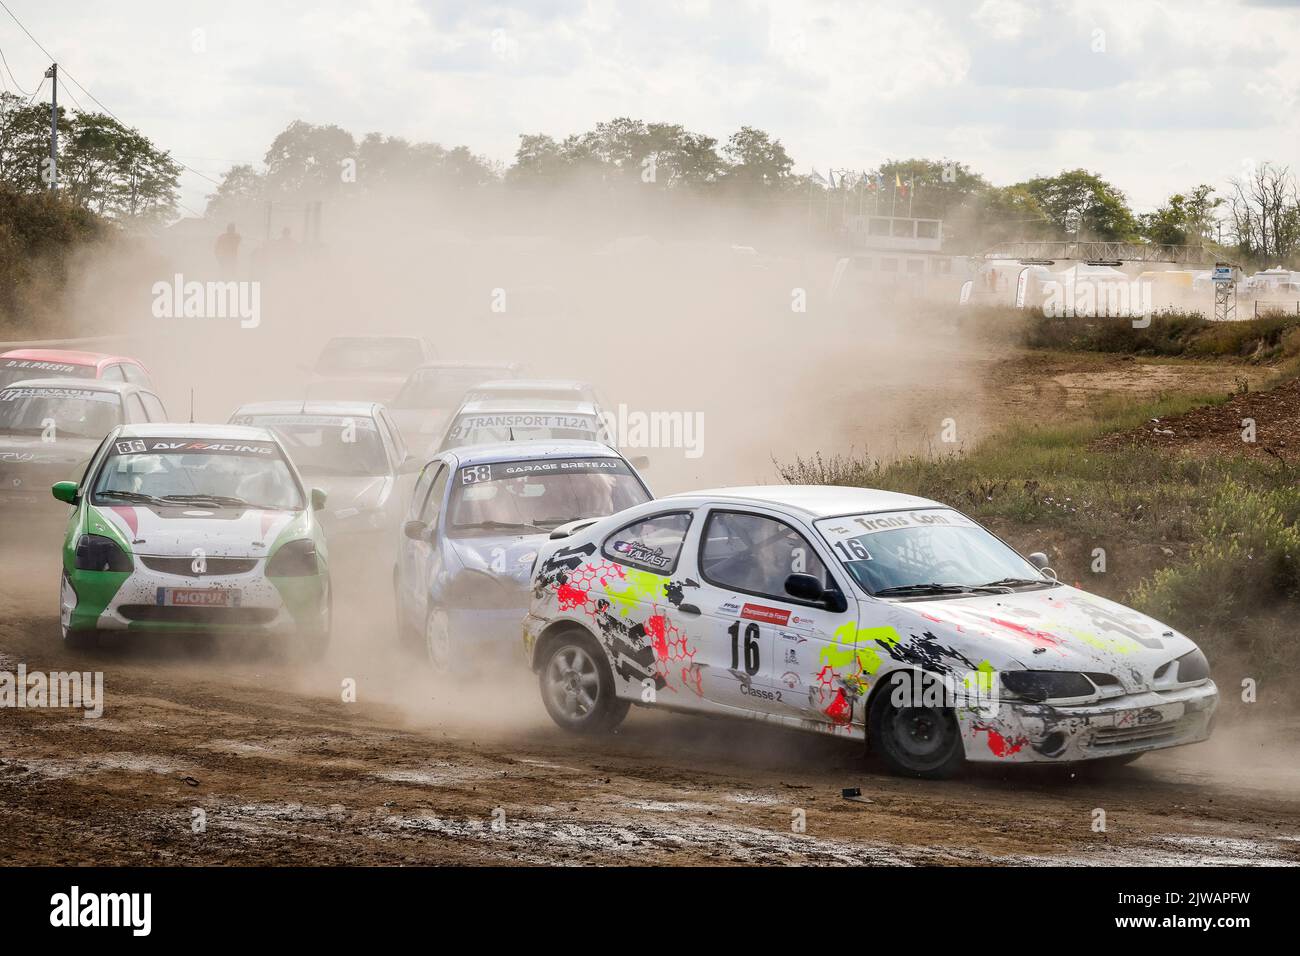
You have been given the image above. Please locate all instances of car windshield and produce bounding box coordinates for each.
[0,361,96,389]
[234,414,389,477]
[815,509,1050,595]
[443,411,599,449]
[0,386,121,439]
[314,338,423,374]
[446,457,648,536]
[92,437,303,511]
[392,368,513,409]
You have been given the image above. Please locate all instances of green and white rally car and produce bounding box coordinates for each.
[52,423,331,653]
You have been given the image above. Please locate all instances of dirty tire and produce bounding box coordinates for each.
[394,576,422,654]
[61,626,98,651]
[294,591,332,662]
[424,605,454,674]
[539,630,628,735]
[868,686,965,779]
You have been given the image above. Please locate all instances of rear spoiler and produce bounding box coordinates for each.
[549,517,601,540]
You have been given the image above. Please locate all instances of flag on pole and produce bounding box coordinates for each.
[810,168,829,187]
[895,173,908,199]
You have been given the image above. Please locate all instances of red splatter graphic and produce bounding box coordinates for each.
[990,617,1061,649]
[556,582,588,610]
[824,688,852,725]
[645,613,668,658]
[984,729,1026,757]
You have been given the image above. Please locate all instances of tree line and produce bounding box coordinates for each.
[1,93,1296,265]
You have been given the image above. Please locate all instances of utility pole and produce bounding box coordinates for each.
[44,62,57,191]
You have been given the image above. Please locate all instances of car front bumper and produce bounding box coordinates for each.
[64,565,328,635]
[960,680,1218,763]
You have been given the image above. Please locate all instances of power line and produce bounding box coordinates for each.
[0,0,225,191]
[0,42,29,95]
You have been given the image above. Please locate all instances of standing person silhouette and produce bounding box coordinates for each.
[215,222,242,273]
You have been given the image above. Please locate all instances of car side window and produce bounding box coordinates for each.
[419,465,449,525]
[699,510,833,603]
[603,512,693,574]
[122,363,149,386]
[140,392,167,421]
[378,408,406,464]
[408,465,436,519]
[101,364,125,381]
[125,393,147,423]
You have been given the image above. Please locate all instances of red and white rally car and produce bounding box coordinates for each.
[0,349,154,390]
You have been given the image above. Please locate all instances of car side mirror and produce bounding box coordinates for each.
[1027,551,1051,570]
[784,573,846,612]
[310,487,328,511]
[51,480,78,505]
[403,519,429,541]
[630,455,650,470]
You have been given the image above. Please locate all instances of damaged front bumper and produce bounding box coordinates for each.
[960,680,1218,762]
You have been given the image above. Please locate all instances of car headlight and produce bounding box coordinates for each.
[1175,648,1210,683]
[266,538,321,577]
[74,533,133,572]
[1000,670,1095,702]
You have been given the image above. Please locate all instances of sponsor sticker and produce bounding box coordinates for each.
[110,439,277,458]
[817,509,976,544]
[611,540,671,569]
[740,603,791,626]
[156,587,241,607]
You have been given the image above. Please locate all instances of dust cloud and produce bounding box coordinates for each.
[25,180,992,727]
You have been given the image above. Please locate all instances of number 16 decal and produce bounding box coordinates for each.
[728,620,760,675]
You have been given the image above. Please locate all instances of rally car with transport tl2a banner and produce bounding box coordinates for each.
[394,441,652,671]
[523,485,1218,778]
[51,424,331,656]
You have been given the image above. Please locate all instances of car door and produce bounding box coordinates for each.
[695,508,861,727]
[405,461,449,628]
[595,510,699,697]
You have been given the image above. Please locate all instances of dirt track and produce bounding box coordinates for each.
[2,527,1298,867]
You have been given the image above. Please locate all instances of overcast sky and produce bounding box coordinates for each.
[2,0,1297,215]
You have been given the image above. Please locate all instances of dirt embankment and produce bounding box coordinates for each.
[1094,375,1300,462]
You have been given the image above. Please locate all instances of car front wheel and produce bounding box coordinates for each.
[868,686,965,779]
[539,632,628,735]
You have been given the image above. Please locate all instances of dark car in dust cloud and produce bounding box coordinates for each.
[303,336,438,403]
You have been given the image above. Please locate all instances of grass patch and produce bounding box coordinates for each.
[778,390,1300,677]
[967,307,1300,366]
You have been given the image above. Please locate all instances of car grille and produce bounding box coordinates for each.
[119,605,277,626]
[140,556,259,576]
[1090,716,1193,749]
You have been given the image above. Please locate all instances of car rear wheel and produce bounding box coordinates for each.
[868,687,965,779]
[294,591,332,661]
[539,632,628,735]
[393,575,422,654]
